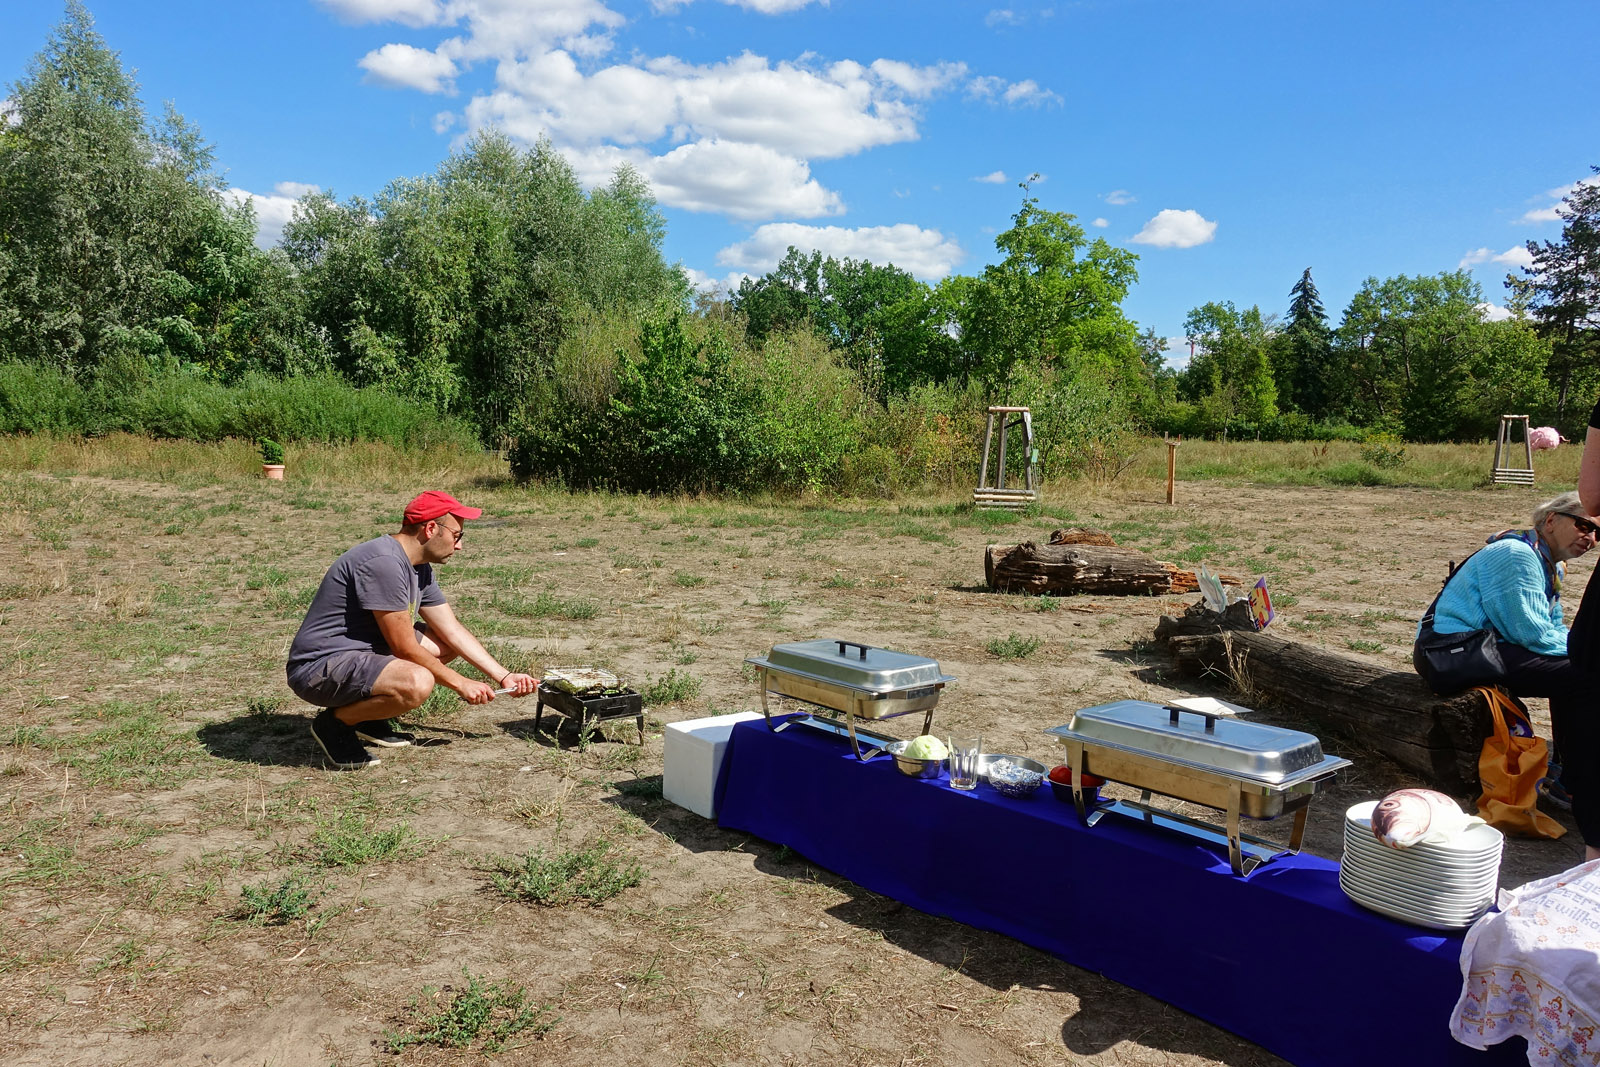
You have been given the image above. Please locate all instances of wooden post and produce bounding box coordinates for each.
[1166,440,1178,505]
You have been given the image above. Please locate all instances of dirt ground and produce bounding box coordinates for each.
[0,465,1590,1066]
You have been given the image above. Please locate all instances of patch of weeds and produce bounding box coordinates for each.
[308,813,420,868]
[491,590,599,621]
[675,648,698,665]
[233,874,322,926]
[612,553,648,570]
[986,633,1043,660]
[759,596,790,617]
[1347,639,1386,653]
[264,585,316,616]
[641,668,701,705]
[488,840,645,906]
[820,574,857,589]
[697,619,724,637]
[387,967,558,1053]
[1027,595,1061,612]
[575,537,599,548]
[673,571,706,588]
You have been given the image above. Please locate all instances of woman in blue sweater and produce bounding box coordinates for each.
[1424,491,1600,859]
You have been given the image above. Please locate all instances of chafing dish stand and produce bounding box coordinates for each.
[745,640,955,760]
[1048,700,1350,876]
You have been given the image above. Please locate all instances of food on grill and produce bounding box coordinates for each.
[902,735,948,760]
[542,666,620,694]
[1370,788,1482,848]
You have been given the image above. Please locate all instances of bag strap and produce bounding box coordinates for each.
[1474,686,1513,750]
[1420,547,1487,629]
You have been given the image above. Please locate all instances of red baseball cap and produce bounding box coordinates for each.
[403,490,483,524]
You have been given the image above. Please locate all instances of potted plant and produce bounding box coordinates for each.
[259,438,285,480]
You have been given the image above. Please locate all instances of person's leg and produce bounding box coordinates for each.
[332,657,434,725]
[1499,646,1600,859]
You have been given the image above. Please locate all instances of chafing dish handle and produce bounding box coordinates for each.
[835,640,872,660]
[1163,705,1219,734]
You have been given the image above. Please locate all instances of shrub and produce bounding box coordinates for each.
[258,438,284,465]
[1358,433,1407,468]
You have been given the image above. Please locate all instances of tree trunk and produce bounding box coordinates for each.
[1160,626,1489,795]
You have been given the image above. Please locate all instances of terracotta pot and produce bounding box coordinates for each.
[262,464,285,480]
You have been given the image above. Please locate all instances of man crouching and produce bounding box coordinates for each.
[286,490,538,768]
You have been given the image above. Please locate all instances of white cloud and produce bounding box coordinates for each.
[324,0,1052,223]
[1091,217,1108,228]
[224,181,324,248]
[974,170,1007,184]
[1161,336,1189,370]
[1458,246,1534,271]
[985,9,1024,27]
[716,222,964,280]
[1103,189,1136,205]
[564,141,843,219]
[1130,209,1217,248]
[1477,302,1514,322]
[316,0,445,27]
[869,59,967,98]
[1519,175,1600,223]
[359,43,458,92]
[966,74,1061,106]
[469,51,932,160]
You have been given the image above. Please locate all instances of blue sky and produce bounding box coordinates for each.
[5,0,1599,365]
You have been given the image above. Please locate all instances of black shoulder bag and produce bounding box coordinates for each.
[1412,549,1507,695]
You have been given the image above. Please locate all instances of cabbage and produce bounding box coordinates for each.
[901,735,948,760]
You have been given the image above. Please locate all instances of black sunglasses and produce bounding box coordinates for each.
[431,519,465,544]
[1560,512,1600,537]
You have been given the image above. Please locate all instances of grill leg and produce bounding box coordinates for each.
[635,713,645,746]
[535,699,545,734]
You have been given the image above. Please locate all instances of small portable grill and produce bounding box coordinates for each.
[745,640,956,760]
[1046,700,1350,875]
[535,684,645,746]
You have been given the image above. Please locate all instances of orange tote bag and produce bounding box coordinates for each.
[1473,686,1565,840]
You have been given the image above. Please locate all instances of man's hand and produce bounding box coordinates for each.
[500,672,539,697]
[453,677,497,704]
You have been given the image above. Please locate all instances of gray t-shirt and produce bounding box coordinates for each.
[287,536,445,671]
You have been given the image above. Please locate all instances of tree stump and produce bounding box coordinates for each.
[1154,604,1490,794]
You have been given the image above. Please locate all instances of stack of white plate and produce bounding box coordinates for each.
[1339,800,1503,930]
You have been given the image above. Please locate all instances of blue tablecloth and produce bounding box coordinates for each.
[715,716,1525,1067]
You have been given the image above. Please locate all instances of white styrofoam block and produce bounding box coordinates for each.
[663,711,763,819]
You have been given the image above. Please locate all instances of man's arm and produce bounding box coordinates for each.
[1580,424,1600,515]
[417,602,538,696]
[373,609,495,704]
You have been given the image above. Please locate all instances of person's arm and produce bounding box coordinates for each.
[1477,547,1569,657]
[373,608,495,704]
[1580,424,1600,515]
[417,602,538,696]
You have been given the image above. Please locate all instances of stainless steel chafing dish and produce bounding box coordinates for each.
[1046,700,1351,875]
[745,640,956,759]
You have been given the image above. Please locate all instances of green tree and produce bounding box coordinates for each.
[1279,268,1344,418]
[1180,301,1278,431]
[1513,166,1600,426]
[1337,272,1549,440]
[283,132,686,442]
[956,189,1141,398]
[0,3,313,379]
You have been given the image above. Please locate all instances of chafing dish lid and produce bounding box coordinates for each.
[1046,700,1334,784]
[746,640,955,695]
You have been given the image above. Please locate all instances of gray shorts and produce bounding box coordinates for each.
[286,624,430,709]
[286,650,393,709]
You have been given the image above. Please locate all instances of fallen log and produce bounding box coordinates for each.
[986,543,1245,597]
[1160,625,1490,795]
[986,541,1180,595]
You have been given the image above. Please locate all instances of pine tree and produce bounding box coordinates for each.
[1282,268,1344,419]
[1517,166,1600,424]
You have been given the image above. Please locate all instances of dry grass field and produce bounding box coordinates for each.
[0,436,1590,1066]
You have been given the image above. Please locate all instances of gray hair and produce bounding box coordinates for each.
[1532,490,1585,528]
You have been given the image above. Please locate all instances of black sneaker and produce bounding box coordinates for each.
[354,719,416,748]
[310,710,379,769]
